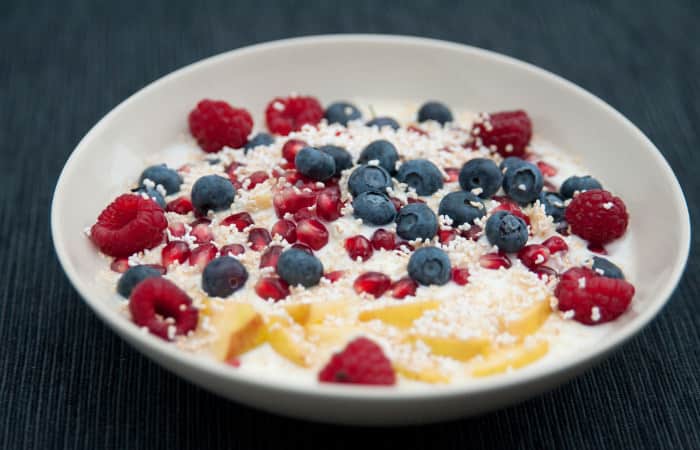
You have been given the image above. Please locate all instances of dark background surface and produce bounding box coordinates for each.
[1,0,699,448]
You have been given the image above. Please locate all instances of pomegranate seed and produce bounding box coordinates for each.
[273,187,317,218]
[406,197,426,204]
[587,243,608,255]
[532,265,558,280]
[190,219,213,243]
[517,244,550,269]
[444,167,460,183]
[220,244,245,256]
[178,164,191,173]
[492,200,530,225]
[166,197,193,215]
[259,245,283,269]
[324,270,344,283]
[542,236,568,254]
[460,225,483,241]
[189,243,217,269]
[293,207,316,222]
[316,186,342,221]
[389,197,403,212]
[271,219,297,243]
[168,222,186,238]
[245,171,269,189]
[221,212,254,231]
[438,228,457,244]
[110,258,129,273]
[291,243,313,254]
[407,125,428,136]
[480,252,511,270]
[344,235,373,261]
[296,219,328,250]
[225,161,244,180]
[255,276,290,301]
[353,272,392,298]
[162,241,190,267]
[391,277,418,299]
[536,161,558,177]
[282,139,308,166]
[248,228,272,251]
[371,229,397,251]
[451,267,471,285]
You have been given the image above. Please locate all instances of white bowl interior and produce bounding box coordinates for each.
[51,35,689,425]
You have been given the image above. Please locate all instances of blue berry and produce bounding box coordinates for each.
[320,145,353,176]
[206,158,221,165]
[324,101,362,126]
[502,161,543,205]
[202,256,249,298]
[437,191,486,226]
[458,158,503,199]
[295,147,336,181]
[538,191,566,222]
[117,265,161,297]
[134,186,166,208]
[592,256,625,279]
[395,203,438,241]
[191,174,236,214]
[139,164,183,195]
[277,248,324,287]
[244,132,274,154]
[408,247,451,286]
[347,164,393,197]
[357,140,399,175]
[499,157,527,173]
[366,117,400,130]
[485,211,529,253]
[396,159,444,196]
[560,175,603,199]
[417,101,453,125]
[352,191,397,225]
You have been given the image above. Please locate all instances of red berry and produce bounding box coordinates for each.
[189,243,217,269]
[190,219,213,244]
[542,235,568,254]
[265,96,323,136]
[281,139,308,166]
[245,171,269,189]
[293,207,316,222]
[536,161,557,177]
[565,190,629,245]
[255,276,290,301]
[460,225,483,241]
[406,197,426,204]
[247,228,272,251]
[371,229,397,251]
[471,110,532,157]
[391,277,418,299]
[291,243,314,254]
[407,125,428,136]
[129,277,198,340]
[324,270,344,283]
[517,244,550,269]
[316,186,342,221]
[269,219,296,243]
[318,337,395,385]
[166,197,193,215]
[110,258,130,273]
[353,272,391,298]
[389,197,403,212]
[220,244,245,256]
[161,241,190,267]
[345,235,373,261]
[492,199,530,225]
[259,245,283,269]
[451,267,470,285]
[444,167,460,183]
[480,252,511,270]
[168,222,186,238]
[438,228,457,244]
[221,212,254,231]
[90,194,167,257]
[273,187,317,218]
[532,265,558,280]
[225,161,244,185]
[188,99,253,152]
[296,219,328,250]
[555,267,635,325]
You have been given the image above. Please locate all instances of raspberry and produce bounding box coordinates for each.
[265,96,323,135]
[471,110,532,157]
[129,277,198,340]
[565,190,629,245]
[188,99,253,152]
[318,337,396,385]
[555,267,635,325]
[90,194,167,257]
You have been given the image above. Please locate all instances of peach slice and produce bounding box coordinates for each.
[265,317,314,367]
[410,334,491,362]
[500,299,551,339]
[208,302,264,361]
[358,300,440,328]
[471,340,549,377]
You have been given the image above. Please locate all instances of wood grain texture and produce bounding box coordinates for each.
[1,0,699,448]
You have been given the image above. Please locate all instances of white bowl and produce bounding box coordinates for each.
[51,35,690,425]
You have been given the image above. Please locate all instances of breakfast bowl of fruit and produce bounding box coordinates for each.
[51,35,690,425]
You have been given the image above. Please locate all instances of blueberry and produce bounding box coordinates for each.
[319,145,353,176]
[560,175,603,199]
[207,158,221,165]
[417,101,453,125]
[485,211,529,253]
[295,147,336,181]
[191,174,236,214]
[396,159,444,196]
[325,101,362,126]
[538,191,566,222]
[244,132,274,154]
[499,157,527,173]
[202,256,248,298]
[277,248,324,287]
[352,191,397,225]
[502,161,543,205]
[117,265,161,297]
[139,164,183,195]
[395,203,438,241]
[366,117,400,130]
[437,191,486,226]
[347,164,393,197]
[591,256,625,279]
[134,186,166,208]
[408,247,451,286]
[459,158,503,199]
[357,140,399,175]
